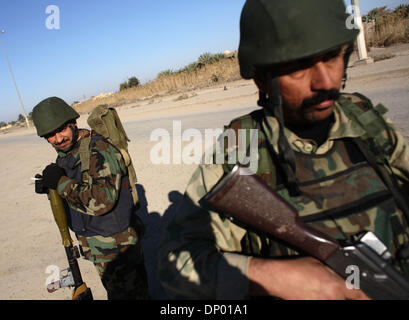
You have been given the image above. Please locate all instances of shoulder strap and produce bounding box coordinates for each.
[339,93,395,157]
[342,94,409,224]
[353,137,409,224]
[224,109,277,186]
[78,136,91,172]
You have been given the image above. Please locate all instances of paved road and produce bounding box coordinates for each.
[122,104,260,140]
[122,83,409,143]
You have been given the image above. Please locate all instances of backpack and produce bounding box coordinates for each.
[79,104,139,207]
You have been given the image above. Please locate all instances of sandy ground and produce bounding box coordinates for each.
[1,44,409,300]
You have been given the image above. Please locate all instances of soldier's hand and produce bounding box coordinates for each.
[42,163,66,190]
[248,256,370,300]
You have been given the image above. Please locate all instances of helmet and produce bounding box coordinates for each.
[32,97,80,137]
[238,0,359,79]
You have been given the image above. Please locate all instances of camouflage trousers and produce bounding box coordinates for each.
[77,227,150,300]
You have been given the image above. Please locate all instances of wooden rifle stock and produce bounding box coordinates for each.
[201,165,409,299]
[202,165,340,261]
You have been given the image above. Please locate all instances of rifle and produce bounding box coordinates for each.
[35,175,93,300]
[200,164,409,300]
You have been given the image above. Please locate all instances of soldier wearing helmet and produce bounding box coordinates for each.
[32,97,150,299]
[158,0,409,299]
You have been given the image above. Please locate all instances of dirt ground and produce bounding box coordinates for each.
[0,44,408,300]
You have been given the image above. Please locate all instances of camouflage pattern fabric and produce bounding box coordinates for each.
[158,93,409,299]
[56,130,149,299]
[275,139,408,258]
[57,132,127,216]
[77,226,149,300]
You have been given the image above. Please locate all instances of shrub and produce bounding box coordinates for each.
[77,54,240,113]
[17,114,25,122]
[128,76,140,88]
[119,81,129,91]
[394,4,409,19]
[211,74,219,83]
[176,62,198,74]
[119,76,140,91]
[157,69,174,78]
[198,52,226,65]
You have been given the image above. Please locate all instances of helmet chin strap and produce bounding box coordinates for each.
[257,75,300,196]
[342,44,354,90]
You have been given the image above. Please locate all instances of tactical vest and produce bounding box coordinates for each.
[222,93,409,271]
[57,134,135,237]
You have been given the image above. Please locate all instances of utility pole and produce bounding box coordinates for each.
[0,29,30,128]
[351,0,374,65]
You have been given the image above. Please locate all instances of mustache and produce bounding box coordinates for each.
[301,89,340,109]
[54,139,68,146]
[53,138,73,152]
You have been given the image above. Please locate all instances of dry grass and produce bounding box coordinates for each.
[73,58,240,114]
[73,10,409,115]
[365,18,409,47]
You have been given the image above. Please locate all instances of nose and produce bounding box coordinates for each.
[54,131,64,143]
[310,62,334,91]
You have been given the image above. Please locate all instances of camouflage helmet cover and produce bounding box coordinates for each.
[238,0,359,79]
[32,97,80,137]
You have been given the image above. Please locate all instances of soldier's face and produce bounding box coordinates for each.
[46,122,77,151]
[256,47,346,125]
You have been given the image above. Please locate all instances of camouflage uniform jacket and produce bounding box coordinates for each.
[158,93,409,299]
[56,130,141,260]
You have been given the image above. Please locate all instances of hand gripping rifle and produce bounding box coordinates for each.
[200,165,409,300]
[35,175,93,300]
